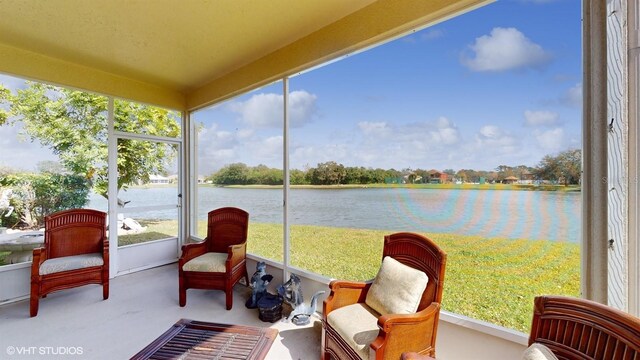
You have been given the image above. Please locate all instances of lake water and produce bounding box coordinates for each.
[89,187,581,242]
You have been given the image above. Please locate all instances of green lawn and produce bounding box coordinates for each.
[0,251,9,265]
[1,219,579,333]
[199,220,578,332]
[247,223,579,332]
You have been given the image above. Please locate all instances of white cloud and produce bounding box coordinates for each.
[359,117,460,146]
[245,136,283,163]
[196,122,285,174]
[462,27,551,72]
[0,74,27,91]
[289,91,318,126]
[358,121,392,138]
[562,83,582,107]
[421,29,444,41]
[228,93,280,127]
[432,117,460,145]
[229,90,317,128]
[535,127,565,151]
[475,125,518,150]
[478,125,502,139]
[290,143,349,167]
[0,121,57,171]
[524,110,559,127]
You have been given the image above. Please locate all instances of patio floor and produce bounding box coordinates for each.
[0,264,321,360]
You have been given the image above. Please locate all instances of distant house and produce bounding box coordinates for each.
[402,172,422,184]
[503,176,518,184]
[519,172,535,184]
[428,170,447,184]
[149,174,170,184]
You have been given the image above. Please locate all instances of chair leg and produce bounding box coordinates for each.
[179,275,186,307]
[30,284,39,317]
[225,283,233,310]
[103,282,109,300]
[321,332,330,360]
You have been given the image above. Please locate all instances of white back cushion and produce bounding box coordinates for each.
[365,256,429,315]
[522,343,559,360]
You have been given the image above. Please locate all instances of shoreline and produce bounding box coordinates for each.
[197,183,580,192]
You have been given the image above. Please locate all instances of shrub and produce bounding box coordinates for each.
[1,172,91,228]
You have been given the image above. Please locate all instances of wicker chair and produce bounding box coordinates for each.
[528,295,640,360]
[322,232,447,360]
[178,207,249,310]
[30,209,109,317]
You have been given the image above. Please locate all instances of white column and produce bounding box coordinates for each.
[628,0,640,317]
[180,110,189,251]
[606,0,629,311]
[283,78,291,280]
[107,98,118,278]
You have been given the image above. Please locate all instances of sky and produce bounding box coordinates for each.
[0,0,582,176]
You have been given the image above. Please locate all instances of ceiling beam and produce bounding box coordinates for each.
[0,42,186,110]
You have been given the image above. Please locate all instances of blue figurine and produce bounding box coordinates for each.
[246,261,273,308]
[277,273,325,325]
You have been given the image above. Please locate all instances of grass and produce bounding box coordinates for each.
[118,219,178,246]
[1,219,579,333]
[195,220,578,332]
[247,223,579,332]
[0,251,9,265]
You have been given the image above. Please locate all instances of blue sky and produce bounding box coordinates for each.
[1,0,581,176]
[193,0,581,176]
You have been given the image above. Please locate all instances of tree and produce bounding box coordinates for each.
[289,169,308,185]
[1,172,90,227]
[247,164,283,185]
[535,149,581,185]
[3,82,180,200]
[495,165,515,181]
[212,163,249,185]
[309,161,346,185]
[344,166,366,184]
[37,161,65,174]
[0,86,10,125]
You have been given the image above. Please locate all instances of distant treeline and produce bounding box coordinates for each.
[208,162,401,185]
[208,149,582,186]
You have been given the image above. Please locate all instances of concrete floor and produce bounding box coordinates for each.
[0,264,321,360]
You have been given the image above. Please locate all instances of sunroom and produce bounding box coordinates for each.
[0,0,638,359]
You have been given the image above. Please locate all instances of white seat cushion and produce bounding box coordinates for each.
[182,252,227,272]
[522,343,559,360]
[39,253,103,275]
[327,303,380,360]
[365,256,429,315]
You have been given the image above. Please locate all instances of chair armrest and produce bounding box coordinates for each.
[323,280,372,318]
[179,241,207,265]
[371,302,441,359]
[401,353,435,360]
[31,247,47,278]
[226,242,246,269]
[102,238,109,256]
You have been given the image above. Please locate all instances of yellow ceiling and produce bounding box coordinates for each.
[0,0,490,111]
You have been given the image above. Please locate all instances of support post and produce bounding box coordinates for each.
[582,0,609,304]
